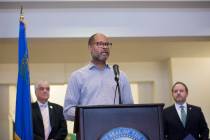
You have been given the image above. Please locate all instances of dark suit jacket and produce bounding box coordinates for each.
[32,101,68,140]
[163,104,209,140]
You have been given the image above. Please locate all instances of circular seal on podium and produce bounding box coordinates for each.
[100,127,148,140]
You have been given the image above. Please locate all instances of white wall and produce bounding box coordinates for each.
[0,62,171,105]
[2,59,210,138]
[119,61,171,106]
[0,61,171,138]
[0,85,11,140]
[170,57,210,128]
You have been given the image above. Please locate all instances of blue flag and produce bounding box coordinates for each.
[15,18,33,140]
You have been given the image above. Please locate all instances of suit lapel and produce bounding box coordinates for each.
[35,102,43,122]
[48,102,54,129]
[185,104,192,129]
[34,102,45,138]
[172,105,185,128]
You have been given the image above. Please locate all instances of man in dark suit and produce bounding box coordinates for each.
[32,80,68,140]
[163,81,209,140]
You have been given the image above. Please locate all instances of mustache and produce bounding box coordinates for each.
[176,94,183,97]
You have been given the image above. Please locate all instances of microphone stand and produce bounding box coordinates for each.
[115,76,122,104]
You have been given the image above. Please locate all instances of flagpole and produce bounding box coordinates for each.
[20,6,24,21]
[15,6,33,140]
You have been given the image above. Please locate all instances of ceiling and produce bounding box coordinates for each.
[1,37,210,63]
[1,1,210,64]
[1,1,210,9]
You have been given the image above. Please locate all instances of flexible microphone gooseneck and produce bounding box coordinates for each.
[113,64,122,104]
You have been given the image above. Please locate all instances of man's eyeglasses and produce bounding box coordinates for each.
[94,41,112,48]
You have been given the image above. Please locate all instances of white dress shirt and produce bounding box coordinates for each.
[38,101,52,140]
[175,102,187,121]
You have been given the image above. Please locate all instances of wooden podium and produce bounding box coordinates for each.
[74,104,164,140]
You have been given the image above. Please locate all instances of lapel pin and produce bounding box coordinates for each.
[50,106,53,109]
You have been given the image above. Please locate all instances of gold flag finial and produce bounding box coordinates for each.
[20,6,24,21]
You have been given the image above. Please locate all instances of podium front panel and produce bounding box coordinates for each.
[76,104,164,140]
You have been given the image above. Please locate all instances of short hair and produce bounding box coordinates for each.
[88,33,97,46]
[88,33,108,47]
[171,81,188,93]
[35,80,49,93]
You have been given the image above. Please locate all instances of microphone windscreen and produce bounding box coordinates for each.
[113,64,120,75]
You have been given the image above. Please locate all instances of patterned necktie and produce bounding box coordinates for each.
[180,105,187,127]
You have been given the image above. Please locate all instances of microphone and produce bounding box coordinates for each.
[113,64,120,82]
[113,64,122,104]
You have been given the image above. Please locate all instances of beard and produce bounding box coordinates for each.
[91,52,109,62]
[174,96,186,104]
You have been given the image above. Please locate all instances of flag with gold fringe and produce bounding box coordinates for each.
[15,13,33,140]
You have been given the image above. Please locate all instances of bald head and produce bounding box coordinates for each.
[88,33,108,47]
